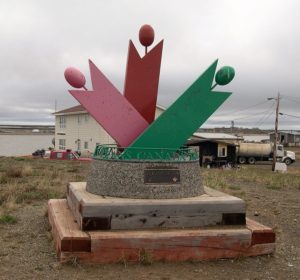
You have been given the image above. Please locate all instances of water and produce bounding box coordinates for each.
[0,135,54,156]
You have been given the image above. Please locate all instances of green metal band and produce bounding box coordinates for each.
[93,144,198,162]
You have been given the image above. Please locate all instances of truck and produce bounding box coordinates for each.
[236,143,295,165]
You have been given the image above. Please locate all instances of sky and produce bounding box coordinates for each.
[0,0,299,130]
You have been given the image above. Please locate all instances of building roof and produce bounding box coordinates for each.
[54,104,165,115]
[269,130,300,136]
[192,132,242,140]
[243,134,270,142]
[54,105,86,115]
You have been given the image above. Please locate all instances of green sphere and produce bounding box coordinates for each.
[215,66,235,86]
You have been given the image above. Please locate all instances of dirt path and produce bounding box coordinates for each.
[0,179,299,280]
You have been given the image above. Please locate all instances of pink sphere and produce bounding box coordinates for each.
[64,67,86,88]
[139,24,155,47]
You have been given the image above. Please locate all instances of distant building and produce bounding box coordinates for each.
[187,139,237,167]
[270,130,300,146]
[242,134,270,143]
[0,125,54,135]
[53,104,165,155]
[191,132,243,142]
[187,132,242,167]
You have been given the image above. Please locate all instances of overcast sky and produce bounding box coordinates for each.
[0,0,299,130]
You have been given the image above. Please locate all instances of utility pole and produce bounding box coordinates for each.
[272,92,280,171]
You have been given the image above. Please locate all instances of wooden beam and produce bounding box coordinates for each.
[48,199,91,252]
[48,199,275,264]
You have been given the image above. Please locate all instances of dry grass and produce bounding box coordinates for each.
[139,248,153,265]
[0,157,90,211]
[201,164,300,191]
[0,156,299,214]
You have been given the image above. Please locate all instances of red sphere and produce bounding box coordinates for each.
[64,67,86,88]
[139,24,155,47]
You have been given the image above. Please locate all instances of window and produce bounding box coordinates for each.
[58,139,66,150]
[77,139,81,151]
[84,141,88,149]
[78,115,82,125]
[67,153,74,160]
[56,152,63,159]
[218,144,227,157]
[85,114,89,123]
[59,116,66,128]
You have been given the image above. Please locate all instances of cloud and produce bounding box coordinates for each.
[0,0,299,129]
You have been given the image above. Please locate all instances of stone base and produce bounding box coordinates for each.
[48,199,276,264]
[86,158,204,199]
[67,182,246,231]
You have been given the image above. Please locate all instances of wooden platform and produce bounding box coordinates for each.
[67,182,246,230]
[48,199,275,264]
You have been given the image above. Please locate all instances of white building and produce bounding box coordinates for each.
[54,104,165,155]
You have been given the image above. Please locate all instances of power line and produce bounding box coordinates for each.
[231,101,275,121]
[282,94,300,100]
[232,112,268,121]
[281,96,300,104]
[211,97,297,127]
[279,112,300,119]
[225,100,270,116]
[254,102,276,127]
[256,107,275,128]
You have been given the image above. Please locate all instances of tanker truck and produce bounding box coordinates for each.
[236,143,295,165]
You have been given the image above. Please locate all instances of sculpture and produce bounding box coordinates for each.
[47,25,275,264]
[64,25,235,154]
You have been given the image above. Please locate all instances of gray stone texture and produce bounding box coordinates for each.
[86,159,204,199]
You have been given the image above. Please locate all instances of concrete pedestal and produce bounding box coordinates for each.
[86,159,204,199]
[48,162,275,263]
[67,182,246,231]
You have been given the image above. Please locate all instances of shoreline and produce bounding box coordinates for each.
[0,134,54,157]
[0,133,54,136]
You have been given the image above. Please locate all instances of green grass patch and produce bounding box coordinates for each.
[15,186,62,204]
[266,185,282,190]
[139,248,153,265]
[75,175,85,181]
[0,214,17,224]
[0,175,8,184]
[67,167,79,173]
[228,185,241,190]
[14,157,25,161]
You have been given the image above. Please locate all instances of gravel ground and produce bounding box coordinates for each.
[0,164,299,280]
